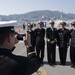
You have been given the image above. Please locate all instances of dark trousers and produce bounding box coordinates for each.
[70,46,75,65]
[59,46,67,65]
[36,41,45,62]
[32,44,35,51]
[47,42,56,64]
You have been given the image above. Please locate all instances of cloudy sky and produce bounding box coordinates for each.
[0,0,74,15]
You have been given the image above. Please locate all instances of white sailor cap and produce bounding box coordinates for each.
[71,21,75,26]
[0,20,17,34]
[49,20,54,24]
[27,23,31,26]
[37,21,43,25]
[60,21,66,26]
[0,20,17,27]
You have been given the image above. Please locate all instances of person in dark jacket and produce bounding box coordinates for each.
[69,21,75,68]
[46,21,57,66]
[0,21,41,75]
[27,23,36,56]
[57,21,70,65]
[23,23,25,30]
[34,21,45,64]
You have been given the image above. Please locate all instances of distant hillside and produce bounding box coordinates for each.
[0,10,75,21]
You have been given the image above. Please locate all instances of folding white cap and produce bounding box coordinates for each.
[0,20,17,27]
[0,20,18,34]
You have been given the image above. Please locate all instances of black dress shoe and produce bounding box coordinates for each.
[53,62,57,65]
[72,64,75,68]
[62,63,66,66]
[73,66,75,69]
[52,62,57,65]
[48,62,52,65]
[60,63,63,65]
[71,65,74,68]
[48,62,50,64]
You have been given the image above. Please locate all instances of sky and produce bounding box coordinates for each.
[0,0,75,15]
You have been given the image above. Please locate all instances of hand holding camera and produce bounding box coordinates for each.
[17,34,26,40]
[15,31,31,47]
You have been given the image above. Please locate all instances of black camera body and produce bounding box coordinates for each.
[17,34,26,40]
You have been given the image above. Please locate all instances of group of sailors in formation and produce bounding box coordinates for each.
[25,20,75,69]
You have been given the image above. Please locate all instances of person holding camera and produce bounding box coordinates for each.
[0,21,41,75]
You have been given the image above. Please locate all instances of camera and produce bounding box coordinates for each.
[17,34,26,40]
